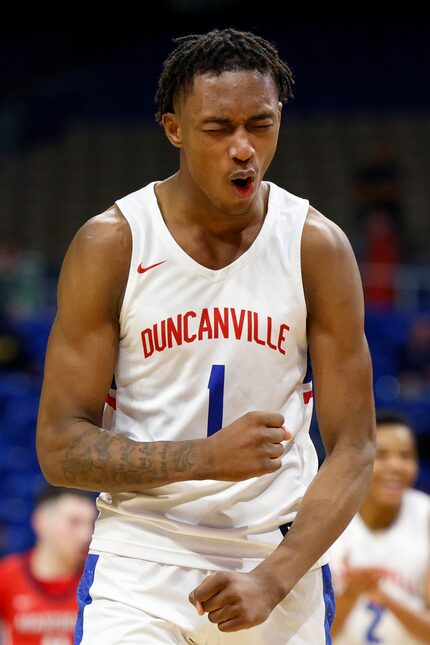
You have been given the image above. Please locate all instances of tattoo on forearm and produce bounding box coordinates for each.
[157,442,169,481]
[61,428,101,484]
[172,443,195,472]
[94,432,116,467]
[60,427,197,489]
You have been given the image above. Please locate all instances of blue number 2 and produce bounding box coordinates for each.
[207,365,225,436]
[365,602,385,643]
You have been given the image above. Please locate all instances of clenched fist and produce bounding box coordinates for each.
[189,569,280,632]
[204,411,292,481]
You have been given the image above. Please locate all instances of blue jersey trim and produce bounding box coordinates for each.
[322,563,336,644]
[74,553,99,645]
[303,347,313,384]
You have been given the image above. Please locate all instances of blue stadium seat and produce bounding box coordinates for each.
[3,525,35,555]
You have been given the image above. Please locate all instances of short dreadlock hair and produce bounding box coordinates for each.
[155,28,295,124]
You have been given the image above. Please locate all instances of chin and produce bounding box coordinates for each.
[210,198,249,218]
[225,192,258,214]
[226,203,254,216]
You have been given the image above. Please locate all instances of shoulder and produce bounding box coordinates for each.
[60,204,132,318]
[69,203,131,263]
[302,205,353,258]
[301,205,362,315]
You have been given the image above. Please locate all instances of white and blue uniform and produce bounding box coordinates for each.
[75,181,335,644]
[330,488,430,645]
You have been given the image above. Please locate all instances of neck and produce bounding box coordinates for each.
[158,170,268,236]
[30,544,77,580]
[359,498,402,530]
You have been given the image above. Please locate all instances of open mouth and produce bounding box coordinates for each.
[230,176,255,197]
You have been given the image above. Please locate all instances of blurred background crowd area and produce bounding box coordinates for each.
[0,11,429,556]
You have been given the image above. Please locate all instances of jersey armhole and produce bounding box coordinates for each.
[115,202,137,330]
[295,199,310,321]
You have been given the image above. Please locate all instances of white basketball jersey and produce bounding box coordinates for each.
[90,180,328,572]
[330,488,430,645]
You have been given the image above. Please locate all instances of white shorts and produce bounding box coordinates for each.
[74,551,335,644]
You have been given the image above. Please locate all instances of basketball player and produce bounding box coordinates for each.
[330,410,430,644]
[0,485,96,645]
[36,29,376,644]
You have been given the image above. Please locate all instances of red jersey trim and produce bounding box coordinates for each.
[303,390,313,404]
[105,393,117,410]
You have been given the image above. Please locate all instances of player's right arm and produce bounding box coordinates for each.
[37,207,288,493]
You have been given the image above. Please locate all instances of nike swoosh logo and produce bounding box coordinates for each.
[137,260,166,274]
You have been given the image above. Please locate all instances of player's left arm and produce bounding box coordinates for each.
[252,206,377,599]
[189,207,376,632]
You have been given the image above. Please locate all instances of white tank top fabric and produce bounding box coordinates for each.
[329,488,430,644]
[90,180,328,572]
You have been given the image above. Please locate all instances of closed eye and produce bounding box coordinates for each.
[249,123,273,129]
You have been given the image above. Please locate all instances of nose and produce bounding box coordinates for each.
[229,127,255,163]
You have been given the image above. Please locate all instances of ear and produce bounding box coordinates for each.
[162,112,183,148]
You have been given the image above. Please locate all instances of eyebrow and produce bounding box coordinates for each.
[200,111,275,126]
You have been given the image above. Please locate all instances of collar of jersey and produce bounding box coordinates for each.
[146,180,277,282]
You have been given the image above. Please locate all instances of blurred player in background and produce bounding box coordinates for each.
[0,485,96,645]
[37,28,376,644]
[330,410,430,644]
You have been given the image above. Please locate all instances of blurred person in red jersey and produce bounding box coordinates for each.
[361,207,402,309]
[0,485,96,645]
[329,410,430,644]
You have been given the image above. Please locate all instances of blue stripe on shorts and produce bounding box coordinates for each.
[322,563,336,644]
[74,553,99,645]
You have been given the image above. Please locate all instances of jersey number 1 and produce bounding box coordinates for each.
[207,364,225,436]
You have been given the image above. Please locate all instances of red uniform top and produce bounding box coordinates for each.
[0,549,82,645]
